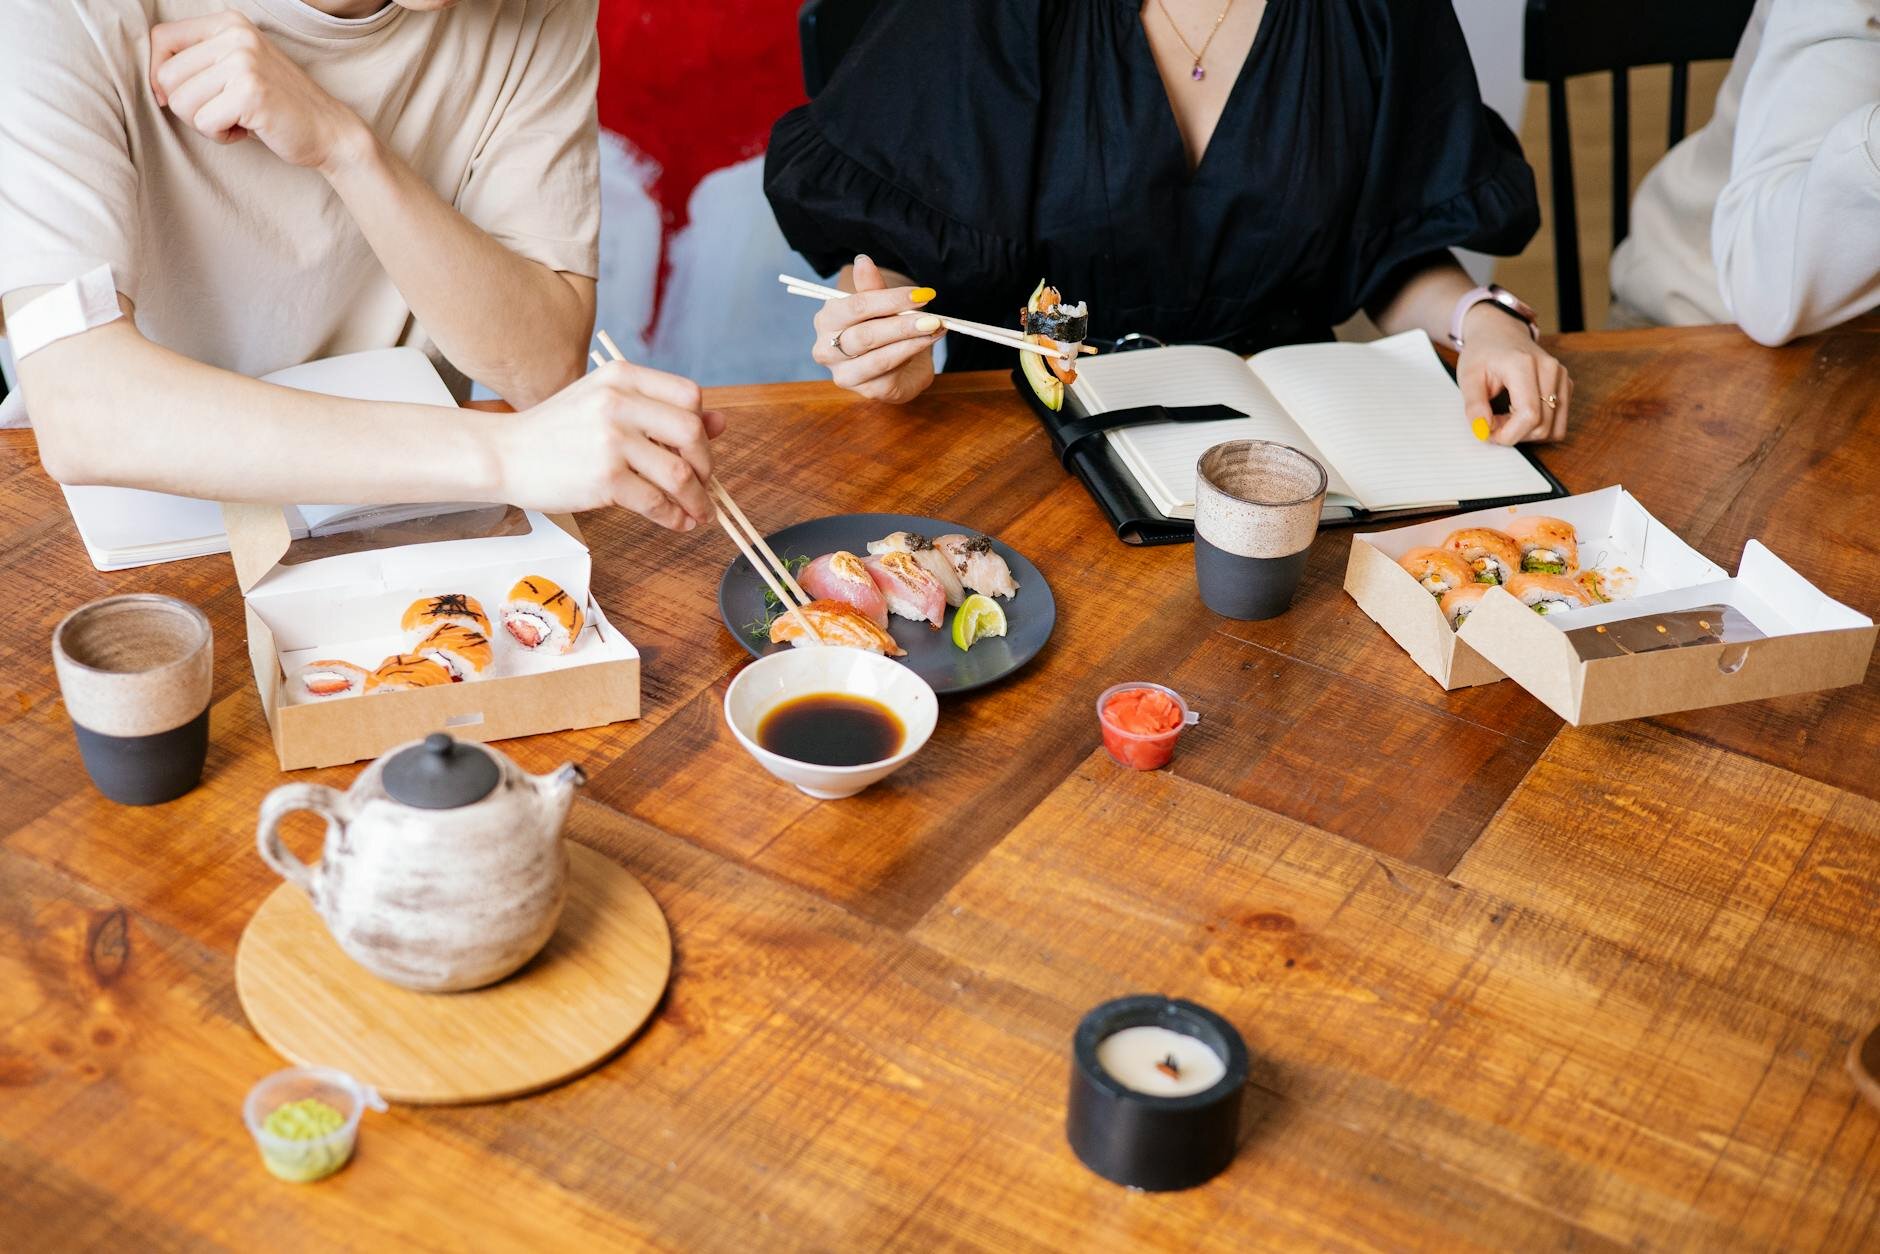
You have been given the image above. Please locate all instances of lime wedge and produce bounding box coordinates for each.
[951,594,1007,651]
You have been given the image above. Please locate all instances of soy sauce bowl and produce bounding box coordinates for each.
[723,647,938,799]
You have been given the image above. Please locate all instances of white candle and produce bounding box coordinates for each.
[1095,1025,1226,1097]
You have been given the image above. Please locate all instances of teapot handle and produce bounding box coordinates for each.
[256,783,346,905]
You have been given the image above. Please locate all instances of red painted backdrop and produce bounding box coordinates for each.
[596,1,808,329]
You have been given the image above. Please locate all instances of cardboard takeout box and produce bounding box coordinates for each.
[1343,486,1874,724]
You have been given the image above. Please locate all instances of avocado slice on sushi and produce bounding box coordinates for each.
[1019,278,1065,411]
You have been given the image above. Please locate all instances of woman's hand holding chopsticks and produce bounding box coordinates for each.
[809,254,945,403]
[494,359,724,530]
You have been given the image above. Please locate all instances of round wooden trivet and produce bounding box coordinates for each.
[236,841,671,1104]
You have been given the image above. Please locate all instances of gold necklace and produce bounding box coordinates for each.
[1154,0,1238,82]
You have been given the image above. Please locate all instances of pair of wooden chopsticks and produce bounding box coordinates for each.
[777,274,1097,360]
[590,331,824,644]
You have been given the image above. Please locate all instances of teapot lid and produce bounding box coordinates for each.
[381,733,501,809]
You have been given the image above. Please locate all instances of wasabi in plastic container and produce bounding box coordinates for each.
[244,1066,384,1182]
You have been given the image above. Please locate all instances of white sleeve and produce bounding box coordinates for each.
[1710,0,1880,346]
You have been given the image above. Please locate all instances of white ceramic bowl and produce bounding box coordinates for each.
[723,647,938,799]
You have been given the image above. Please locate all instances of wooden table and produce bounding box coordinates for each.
[3,320,1877,1251]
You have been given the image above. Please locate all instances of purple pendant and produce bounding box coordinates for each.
[1191,63,1206,81]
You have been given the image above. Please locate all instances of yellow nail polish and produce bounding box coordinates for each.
[909,287,936,304]
[1471,417,1491,442]
[914,314,941,332]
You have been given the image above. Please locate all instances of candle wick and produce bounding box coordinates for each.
[1155,1054,1182,1080]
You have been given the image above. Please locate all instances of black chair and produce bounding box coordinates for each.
[1522,0,1756,331]
[798,0,879,98]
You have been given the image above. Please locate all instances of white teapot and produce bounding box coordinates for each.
[256,733,585,992]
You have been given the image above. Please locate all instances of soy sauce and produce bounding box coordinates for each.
[757,694,903,766]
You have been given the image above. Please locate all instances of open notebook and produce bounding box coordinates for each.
[1068,331,1559,524]
[60,348,487,571]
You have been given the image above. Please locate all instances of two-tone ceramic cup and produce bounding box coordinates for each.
[52,595,213,805]
[1194,441,1327,621]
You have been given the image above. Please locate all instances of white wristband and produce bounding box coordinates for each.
[7,265,124,360]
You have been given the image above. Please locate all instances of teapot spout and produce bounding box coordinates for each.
[532,760,586,810]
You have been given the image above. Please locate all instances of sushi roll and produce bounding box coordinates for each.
[1017,279,1086,411]
[402,593,490,645]
[801,551,890,627]
[863,551,946,628]
[1505,516,1579,575]
[1507,572,1591,616]
[1398,547,1474,598]
[1441,527,1522,587]
[768,599,907,657]
[500,576,584,654]
[297,659,367,700]
[366,653,453,691]
[415,623,494,682]
[867,532,966,606]
[933,534,1019,599]
[1439,583,1490,630]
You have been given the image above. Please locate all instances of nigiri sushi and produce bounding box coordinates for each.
[800,551,889,628]
[1505,516,1579,575]
[298,659,367,700]
[864,551,945,628]
[501,576,584,654]
[933,534,1019,599]
[868,532,965,606]
[768,599,906,656]
[1507,572,1591,616]
[415,623,494,681]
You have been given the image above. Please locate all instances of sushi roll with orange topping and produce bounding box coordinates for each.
[1507,572,1591,617]
[1442,527,1521,586]
[1505,516,1579,575]
[1439,583,1490,630]
[1399,547,1474,598]
[401,593,490,645]
[500,576,584,654]
[415,623,494,681]
[298,659,367,700]
[366,654,453,691]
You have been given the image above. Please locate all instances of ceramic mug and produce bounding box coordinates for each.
[52,594,213,805]
[1193,440,1328,621]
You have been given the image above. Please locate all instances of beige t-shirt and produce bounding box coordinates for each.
[0,0,599,400]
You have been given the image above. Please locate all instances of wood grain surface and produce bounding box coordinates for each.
[3,319,1878,1251]
[237,837,672,1104]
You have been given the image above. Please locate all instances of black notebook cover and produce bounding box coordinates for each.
[1010,367,1570,546]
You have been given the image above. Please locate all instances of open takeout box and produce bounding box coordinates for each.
[221,348,638,770]
[1343,486,1874,724]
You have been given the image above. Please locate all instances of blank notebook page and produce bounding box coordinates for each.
[1248,331,1550,507]
[1075,347,1356,506]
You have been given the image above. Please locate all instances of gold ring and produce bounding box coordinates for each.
[829,330,858,359]
[1543,393,1558,408]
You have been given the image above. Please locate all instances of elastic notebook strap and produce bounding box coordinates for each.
[1054,404,1247,471]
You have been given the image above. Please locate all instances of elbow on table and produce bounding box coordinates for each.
[29,400,130,488]
[481,339,588,410]
[1725,288,1809,348]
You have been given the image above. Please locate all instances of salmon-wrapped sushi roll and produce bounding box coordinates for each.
[1399,547,1474,598]
[366,653,453,691]
[401,593,490,645]
[500,576,584,654]
[1506,516,1579,575]
[298,659,368,700]
[1507,572,1591,616]
[415,623,494,681]
[1438,583,1490,629]
[769,599,907,657]
[1442,528,1521,586]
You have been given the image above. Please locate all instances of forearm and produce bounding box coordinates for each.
[1367,256,1475,341]
[20,315,503,505]
[321,128,593,408]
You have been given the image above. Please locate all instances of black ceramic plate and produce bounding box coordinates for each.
[716,513,1056,695]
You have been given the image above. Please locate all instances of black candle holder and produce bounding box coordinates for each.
[1066,995,1249,1191]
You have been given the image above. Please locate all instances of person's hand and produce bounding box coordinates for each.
[496,361,726,530]
[811,255,944,403]
[150,11,369,172]
[1456,306,1571,444]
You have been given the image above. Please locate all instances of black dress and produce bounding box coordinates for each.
[764,0,1539,372]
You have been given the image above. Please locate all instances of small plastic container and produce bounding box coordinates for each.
[1096,682,1200,771]
[243,1066,385,1183]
